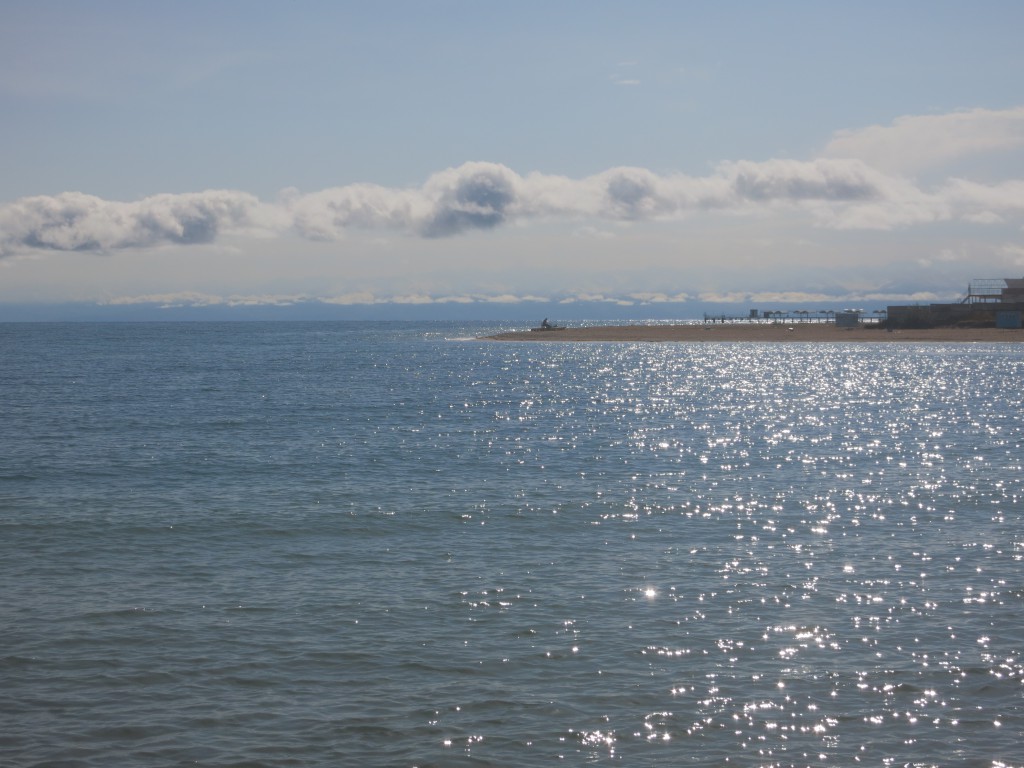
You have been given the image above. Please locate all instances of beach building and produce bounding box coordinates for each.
[886,278,1024,328]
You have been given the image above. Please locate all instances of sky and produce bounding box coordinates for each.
[2,0,1024,320]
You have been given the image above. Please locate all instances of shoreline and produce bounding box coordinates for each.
[483,324,1024,343]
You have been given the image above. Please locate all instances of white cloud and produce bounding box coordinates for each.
[572,225,616,239]
[746,291,836,304]
[610,60,641,86]
[4,108,1024,260]
[288,183,426,241]
[627,292,692,303]
[102,291,309,308]
[699,289,951,305]
[854,291,944,303]
[0,189,273,256]
[821,107,1024,174]
[726,159,883,203]
[322,292,379,306]
[482,294,544,304]
[390,294,442,305]
[698,291,752,304]
[963,211,1004,225]
[557,293,636,305]
[103,291,228,307]
[1000,243,1024,266]
[99,291,556,309]
[95,286,972,312]
[941,178,1024,217]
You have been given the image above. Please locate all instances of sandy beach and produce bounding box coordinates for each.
[484,324,1024,343]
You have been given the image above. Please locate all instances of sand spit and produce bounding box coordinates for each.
[483,324,1024,343]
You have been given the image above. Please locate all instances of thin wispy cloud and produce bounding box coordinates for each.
[103,291,308,308]
[821,106,1024,174]
[610,60,641,86]
[96,288,959,311]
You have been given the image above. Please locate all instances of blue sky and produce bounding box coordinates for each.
[2,1,1023,319]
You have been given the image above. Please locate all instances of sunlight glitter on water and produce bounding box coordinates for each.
[481,341,1024,765]
[3,325,1023,767]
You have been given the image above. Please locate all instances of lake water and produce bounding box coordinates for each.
[1,321,1022,767]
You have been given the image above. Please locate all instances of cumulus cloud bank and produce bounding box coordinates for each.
[3,107,1024,259]
[0,190,268,256]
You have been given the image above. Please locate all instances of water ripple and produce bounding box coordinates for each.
[1,324,1022,766]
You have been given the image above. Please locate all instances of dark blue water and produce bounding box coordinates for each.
[1,322,1022,767]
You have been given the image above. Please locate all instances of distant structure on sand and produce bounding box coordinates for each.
[701,278,1024,330]
[886,278,1024,329]
[703,308,883,326]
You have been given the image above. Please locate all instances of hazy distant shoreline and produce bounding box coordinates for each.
[484,324,1024,342]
